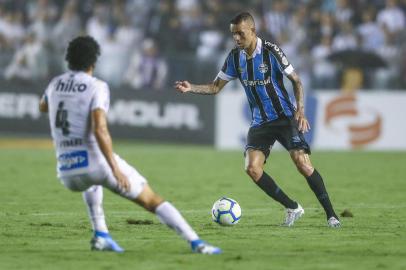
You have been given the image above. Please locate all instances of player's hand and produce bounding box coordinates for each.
[113,168,131,192]
[175,81,192,93]
[295,109,310,133]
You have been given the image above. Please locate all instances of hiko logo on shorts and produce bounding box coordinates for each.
[58,150,88,171]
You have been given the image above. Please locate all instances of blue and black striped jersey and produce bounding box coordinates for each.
[217,37,296,127]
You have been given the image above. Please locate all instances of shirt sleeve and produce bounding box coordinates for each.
[268,42,294,75]
[217,51,238,81]
[91,81,110,113]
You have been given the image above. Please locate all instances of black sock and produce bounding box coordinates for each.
[306,169,337,219]
[256,172,298,209]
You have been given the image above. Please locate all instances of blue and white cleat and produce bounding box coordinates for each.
[90,231,124,253]
[191,239,222,255]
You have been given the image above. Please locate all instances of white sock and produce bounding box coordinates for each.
[83,185,108,233]
[155,201,199,242]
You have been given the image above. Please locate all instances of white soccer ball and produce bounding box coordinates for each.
[211,197,242,226]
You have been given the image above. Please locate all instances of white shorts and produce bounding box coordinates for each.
[59,153,147,200]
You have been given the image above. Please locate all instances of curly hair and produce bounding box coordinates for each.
[65,36,100,71]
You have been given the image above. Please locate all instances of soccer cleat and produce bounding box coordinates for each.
[191,239,222,255]
[282,203,304,227]
[327,217,341,228]
[90,231,124,253]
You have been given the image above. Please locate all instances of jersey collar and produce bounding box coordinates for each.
[242,37,262,58]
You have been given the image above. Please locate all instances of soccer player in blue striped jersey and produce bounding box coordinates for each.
[175,12,340,228]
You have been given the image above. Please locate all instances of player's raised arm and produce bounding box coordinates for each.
[287,71,310,133]
[92,108,130,192]
[175,77,228,95]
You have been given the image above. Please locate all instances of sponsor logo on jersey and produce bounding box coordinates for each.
[58,150,88,171]
[242,76,271,87]
[258,63,268,73]
[56,79,87,93]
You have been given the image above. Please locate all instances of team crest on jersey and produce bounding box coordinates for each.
[258,63,268,73]
[238,67,244,74]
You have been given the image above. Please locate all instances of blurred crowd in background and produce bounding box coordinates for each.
[0,0,405,91]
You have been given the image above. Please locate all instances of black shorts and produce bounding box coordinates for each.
[245,116,311,159]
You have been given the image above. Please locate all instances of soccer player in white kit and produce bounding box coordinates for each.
[39,36,221,254]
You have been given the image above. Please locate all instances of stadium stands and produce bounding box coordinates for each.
[0,0,405,90]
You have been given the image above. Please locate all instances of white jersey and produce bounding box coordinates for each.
[43,71,110,177]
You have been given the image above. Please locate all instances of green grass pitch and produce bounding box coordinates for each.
[1,140,405,270]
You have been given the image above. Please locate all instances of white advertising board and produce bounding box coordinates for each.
[215,90,406,150]
[313,92,406,150]
[215,89,250,150]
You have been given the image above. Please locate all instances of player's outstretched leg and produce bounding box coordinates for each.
[83,185,124,252]
[290,150,341,228]
[135,184,222,254]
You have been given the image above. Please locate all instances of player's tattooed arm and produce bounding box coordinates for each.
[288,72,305,112]
[287,71,310,133]
[175,77,228,95]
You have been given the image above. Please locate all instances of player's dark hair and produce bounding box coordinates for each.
[65,36,100,71]
[230,12,255,26]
